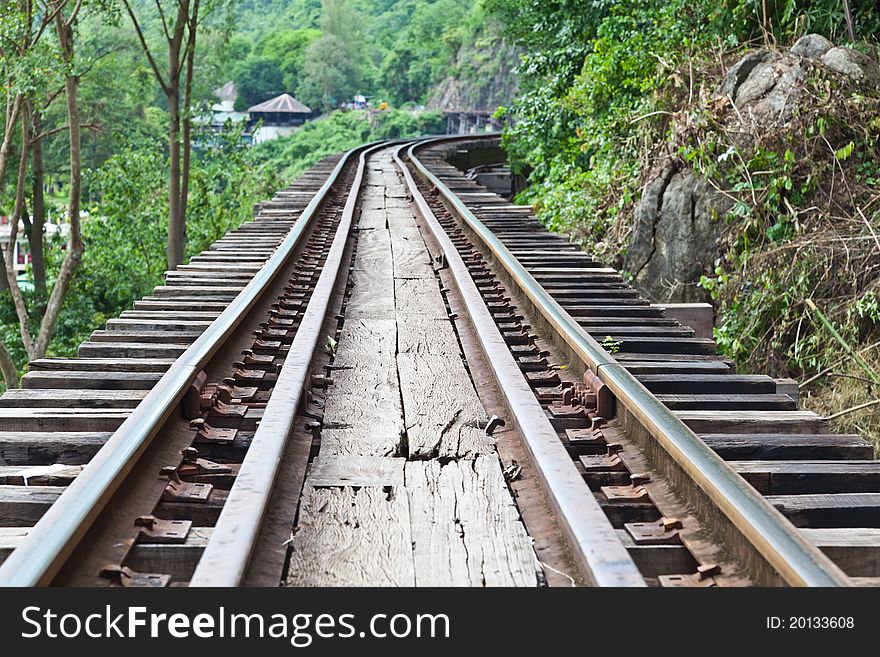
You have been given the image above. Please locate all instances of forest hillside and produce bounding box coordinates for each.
[489,1,880,446]
[0,0,514,389]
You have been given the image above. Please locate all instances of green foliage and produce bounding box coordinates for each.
[494,0,732,254]
[186,124,279,258]
[83,138,167,311]
[0,0,500,390]
[0,122,275,375]
[226,28,320,109]
[601,334,622,354]
[223,0,491,109]
[377,0,472,105]
[676,63,880,375]
[253,109,444,180]
[297,0,365,111]
[232,57,286,109]
[490,0,880,402]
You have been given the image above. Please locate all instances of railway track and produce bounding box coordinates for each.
[0,136,876,587]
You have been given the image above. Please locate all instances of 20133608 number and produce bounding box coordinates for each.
[766,617,854,629]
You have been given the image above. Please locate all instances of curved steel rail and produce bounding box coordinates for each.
[189,142,391,586]
[0,143,372,587]
[393,142,646,586]
[407,136,851,587]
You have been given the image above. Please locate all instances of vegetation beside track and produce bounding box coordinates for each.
[489,1,880,449]
[0,0,508,391]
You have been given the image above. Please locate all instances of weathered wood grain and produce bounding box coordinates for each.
[0,389,148,409]
[21,370,163,390]
[731,460,880,494]
[699,433,872,460]
[0,485,64,526]
[287,485,415,586]
[390,234,433,279]
[127,526,213,581]
[321,319,403,457]
[397,318,462,355]
[0,408,129,432]
[394,278,448,319]
[676,410,827,434]
[397,352,490,459]
[285,153,533,587]
[802,528,880,577]
[339,313,395,347]
[386,208,419,233]
[0,464,83,485]
[358,208,386,230]
[307,456,405,487]
[0,431,111,465]
[346,268,395,319]
[405,457,537,586]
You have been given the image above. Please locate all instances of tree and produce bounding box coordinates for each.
[233,56,285,109]
[256,28,319,93]
[26,102,47,291]
[0,0,88,387]
[379,0,469,105]
[122,0,207,269]
[297,0,363,111]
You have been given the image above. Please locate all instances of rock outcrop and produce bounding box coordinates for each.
[625,35,879,303]
[427,24,518,112]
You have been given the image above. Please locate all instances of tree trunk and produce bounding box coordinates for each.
[0,246,7,292]
[29,108,47,292]
[167,84,183,269]
[0,340,18,390]
[165,2,188,271]
[4,109,36,358]
[0,96,22,290]
[123,0,192,271]
[33,9,85,359]
[179,0,199,241]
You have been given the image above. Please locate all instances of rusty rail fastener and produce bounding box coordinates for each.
[484,415,506,436]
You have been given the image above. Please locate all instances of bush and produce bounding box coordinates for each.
[253,109,445,180]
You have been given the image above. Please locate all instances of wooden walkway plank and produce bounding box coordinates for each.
[406,457,537,587]
[286,485,416,587]
[394,278,448,319]
[0,432,111,465]
[285,152,534,588]
[397,352,489,459]
[320,320,403,457]
[306,456,405,487]
[801,528,880,577]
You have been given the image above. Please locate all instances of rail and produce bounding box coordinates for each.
[406,137,850,587]
[393,142,646,586]
[0,143,371,587]
[188,142,390,586]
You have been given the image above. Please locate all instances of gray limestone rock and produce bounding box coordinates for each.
[821,46,880,84]
[627,38,878,303]
[626,164,731,302]
[791,34,834,59]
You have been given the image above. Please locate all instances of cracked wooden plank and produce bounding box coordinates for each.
[321,367,403,456]
[405,457,538,586]
[307,456,405,487]
[394,278,448,319]
[397,352,490,459]
[321,318,402,457]
[398,318,462,355]
[347,269,395,319]
[287,485,415,586]
[390,225,434,278]
[286,152,534,588]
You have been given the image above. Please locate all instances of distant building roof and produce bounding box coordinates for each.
[248,93,311,114]
[214,81,237,103]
